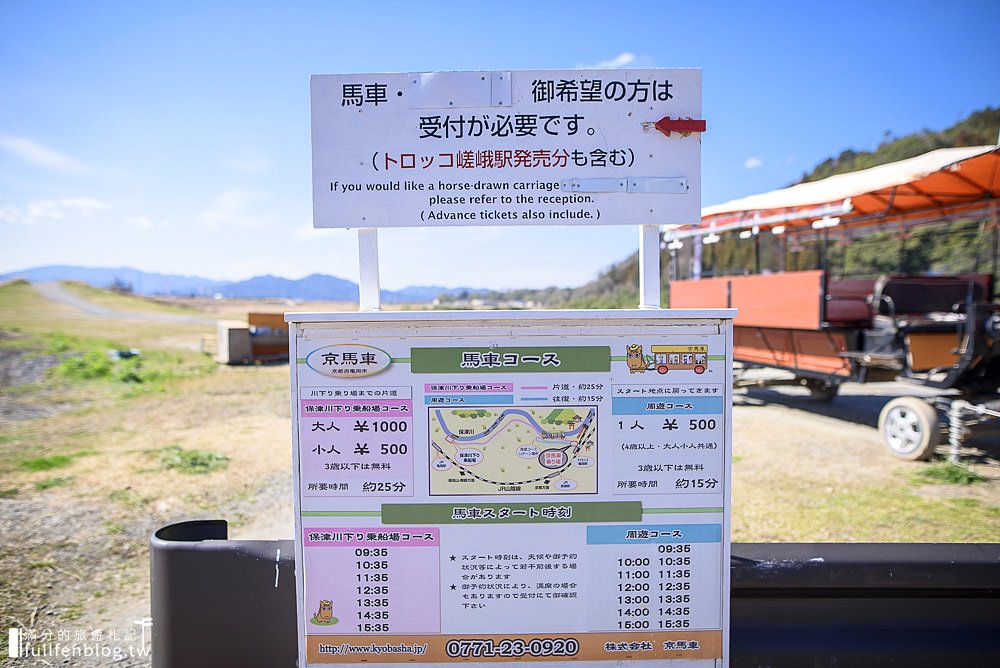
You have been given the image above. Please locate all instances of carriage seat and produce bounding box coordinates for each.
[825,277,877,326]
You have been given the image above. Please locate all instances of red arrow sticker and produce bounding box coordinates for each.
[655,117,707,137]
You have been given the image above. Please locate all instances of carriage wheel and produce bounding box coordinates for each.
[878,397,941,461]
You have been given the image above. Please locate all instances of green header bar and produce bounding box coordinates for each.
[411,346,610,374]
[644,507,724,514]
[382,501,640,524]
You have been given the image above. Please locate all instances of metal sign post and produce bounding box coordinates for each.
[639,224,662,309]
[357,228,382,312]
[294,69,730,668]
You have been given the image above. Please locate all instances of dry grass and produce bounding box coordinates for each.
[3,366,289,501]
[0,282,295,646]
[151,294,421,320]
[154,295,361,320]
[730,395,1000,542]
[60,281,206,317]
[64,367,290,508]
[0,280,207,351]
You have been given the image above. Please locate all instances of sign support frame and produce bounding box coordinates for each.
[638,223,662,309]
[357,227,382,312]
[300,68,729,667]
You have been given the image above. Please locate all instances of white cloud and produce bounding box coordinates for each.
[597,52,635,69]
[384,226,508,246]
[59,197,113,212]
[576,52,657,70]
[124,215,171,229]
[124,216,153,228]
[200,189,276,228]
[0,197,114,225]
[26,200,66,221]
[0,206,20,225]
[0,135,87,173]
[230,151,270,174]
[293,222,325,240]
[744,157,764,169]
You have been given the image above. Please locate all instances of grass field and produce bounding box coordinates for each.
[0,281,293,659]
[1,279,997,662]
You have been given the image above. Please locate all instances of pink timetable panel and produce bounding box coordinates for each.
[303,528,441,635]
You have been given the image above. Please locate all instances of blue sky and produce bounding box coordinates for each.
[1,1,998,290]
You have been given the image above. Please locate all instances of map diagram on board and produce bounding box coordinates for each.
[429,406,597,495]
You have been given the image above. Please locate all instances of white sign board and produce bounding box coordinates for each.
[311,69,701,227]
[288,309,732,666]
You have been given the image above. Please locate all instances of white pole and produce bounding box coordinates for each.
[357,228,381,312]
[638,224,661,309]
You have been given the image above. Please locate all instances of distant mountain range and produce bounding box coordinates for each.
[0,265,487,304]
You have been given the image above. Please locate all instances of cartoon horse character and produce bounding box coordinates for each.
[626,344,646,373]
[315,600,334,623]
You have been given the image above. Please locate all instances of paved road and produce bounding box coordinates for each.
[33,281,215,325]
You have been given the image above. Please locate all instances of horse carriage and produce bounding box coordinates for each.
[666,146,1000,460]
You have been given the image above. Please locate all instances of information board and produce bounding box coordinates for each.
[289,310,732,666]
[311,69,701,228]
